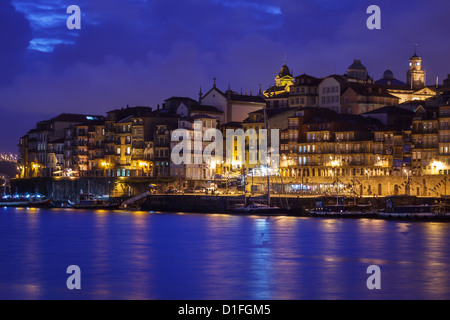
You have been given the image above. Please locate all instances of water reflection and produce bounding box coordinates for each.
[267,217,302,300]
[422,223,450,299]
[250,217,272,300]
[126,211,154,299]
[1,208,450,299]
[201,214,247,299]
[91,210,110,299]
[23,208,43,299]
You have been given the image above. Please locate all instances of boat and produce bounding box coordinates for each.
[230,202,283,215]
[69,193,120,210]
[378,204,450,220]
[0,194,53,208]
[376,195,450,220]
[309,204,377,218]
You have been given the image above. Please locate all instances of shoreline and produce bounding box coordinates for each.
[5,191,450,222]
[32,205,450,223]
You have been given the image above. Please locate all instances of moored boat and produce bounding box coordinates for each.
[0,194,53,208]
[378,204,450,220]
[309,204,377,218]
[229,202,284,215]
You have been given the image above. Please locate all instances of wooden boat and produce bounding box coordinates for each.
[0,196,53,208]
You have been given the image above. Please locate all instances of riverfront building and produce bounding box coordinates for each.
[16,50,450,197]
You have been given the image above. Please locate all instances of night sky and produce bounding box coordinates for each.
[1,0,449,153]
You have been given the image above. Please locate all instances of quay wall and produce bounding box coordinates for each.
[10,175,449,212]
[140,194,313,214]
[252,175,450,198]
[10,177,167,202]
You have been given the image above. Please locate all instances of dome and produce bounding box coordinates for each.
[383,70,394,80]
[348,59,367,71]
[278,62,293,78]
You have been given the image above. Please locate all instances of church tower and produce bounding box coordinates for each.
[407,48,425,90]
[275,61,294,87]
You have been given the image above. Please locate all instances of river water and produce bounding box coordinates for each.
[0,207,449,300]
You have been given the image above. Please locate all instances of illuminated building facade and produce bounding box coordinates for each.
[170,115,219,180]
[407,51,425,90]
[18,114,103,178]
[288,74,320,108]
[411,105,439,175]
[318,75,346,113]
[341,83,400,114]
[344,59,372,83]
[200,81,266,123]
[264,62,294,109]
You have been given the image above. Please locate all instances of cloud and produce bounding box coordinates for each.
[0,41,216,115]
[213,0,282,15]
[12,0,79,52]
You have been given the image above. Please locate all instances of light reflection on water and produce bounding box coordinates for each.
[1,208,450,300]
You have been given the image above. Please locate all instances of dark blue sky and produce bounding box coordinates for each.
[1,0,450,153]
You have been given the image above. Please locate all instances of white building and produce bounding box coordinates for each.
[200,81,267,123]
[170,114,219,180]
[319,75,346,113]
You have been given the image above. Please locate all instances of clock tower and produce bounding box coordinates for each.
[407,49,425,90]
